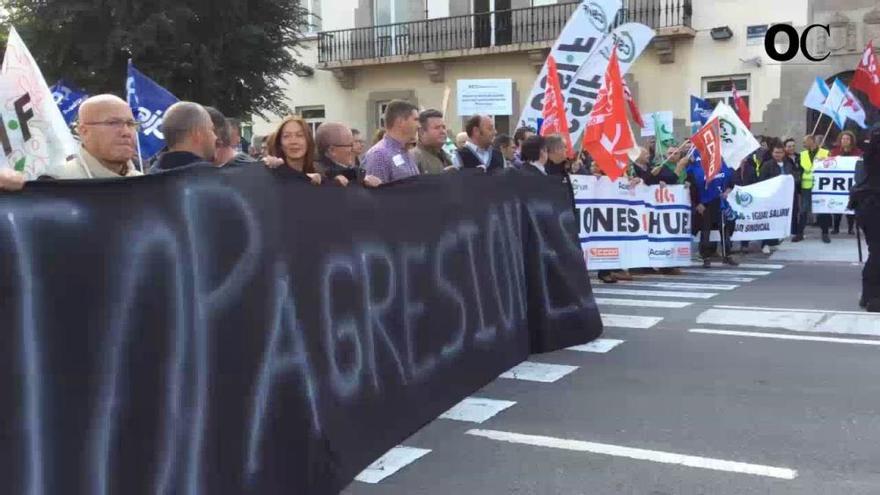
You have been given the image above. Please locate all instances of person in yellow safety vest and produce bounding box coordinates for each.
[795,134,831,243]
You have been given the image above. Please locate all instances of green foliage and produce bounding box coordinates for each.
[4,0,312,119]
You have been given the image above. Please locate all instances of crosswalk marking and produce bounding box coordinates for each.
[594,280,738,291]
[602,314,663,329]
[690,328,880,347]
[594,288,718,299]
[440,397,517,424]
[355,446,432,484]
[567,338,625,353]
[688,262,784,270]
[680,269,772,277]
[465,429,798,480]
[714,304,867,316]
[696,308,880,338]
[631,274,757,283]
[500,362,579,383]
[595,298,692,309]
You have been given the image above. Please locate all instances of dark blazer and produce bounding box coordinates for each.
[150,151,208,174]
[315,156,362,183]
[521,163,548,176]
[456,145,504,173]
[758,157,799,182]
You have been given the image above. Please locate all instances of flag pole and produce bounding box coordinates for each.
[126,58,145,173]
[810,114,823,137]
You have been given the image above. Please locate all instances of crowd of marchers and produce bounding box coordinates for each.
[0,96,865,281]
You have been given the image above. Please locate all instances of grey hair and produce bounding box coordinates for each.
[161,102,211,149]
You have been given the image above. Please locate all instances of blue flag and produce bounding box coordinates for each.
[690,95,713,127]
[50,80,88,126]
[126,61,179,160]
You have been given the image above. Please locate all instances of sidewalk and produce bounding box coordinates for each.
[766,228,867,264]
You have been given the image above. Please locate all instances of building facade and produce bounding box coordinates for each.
[253,0,876,146]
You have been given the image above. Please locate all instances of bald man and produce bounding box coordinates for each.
[52,94,142,179]
[314,122,381,187]
[150,101,217,174]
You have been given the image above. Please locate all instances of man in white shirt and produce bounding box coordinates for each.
[455,115,504,172]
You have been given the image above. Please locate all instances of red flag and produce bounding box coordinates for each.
[852,41,880,108]
[731,82,751,129]
[582,49,635,181]
[540,55,574,158]
[691,117,723,186]
[622,79,645,128]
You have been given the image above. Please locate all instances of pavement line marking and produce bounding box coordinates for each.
[689,262,784,270]
[355,446,432,484]
[465,429,798,480]
[698,308,880,337]
[631,274,757,283]
[594,280,739,291]
[697,308,826,332]
[567,338,625,353]
[680,269,773,276]
[715,304,869,316]
[602,314,663,329]
[500,361,579,383]
[689,328,880,346]
[440,397,517,424]
[595,298,692,309]
[594,288,718,299]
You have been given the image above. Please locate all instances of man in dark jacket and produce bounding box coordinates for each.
[314,122,382,187]
[149,101,217,173]
[455,114,504,173]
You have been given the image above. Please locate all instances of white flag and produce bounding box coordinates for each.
[518,0,622,131]
[566,22,656,146]
[803,77,830,113]
[822,78,848,129]
[837,80,868,129]
[0,27,77,179]
[707,101,760,170]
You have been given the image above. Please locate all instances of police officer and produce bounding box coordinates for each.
[850,126,880,312]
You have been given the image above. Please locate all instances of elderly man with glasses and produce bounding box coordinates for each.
[53,94,143,179]
[315,122,382,188]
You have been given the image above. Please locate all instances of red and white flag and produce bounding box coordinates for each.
[691,117,723,186]
[540,55,574,158]
[582,49,635,181]
[731,82,751,130]
[852,41,880,108]
[621,79,645,128]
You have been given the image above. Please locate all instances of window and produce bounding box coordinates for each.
[304,0,322,34]
[702,75,750,110]
[377,100,392,130]
[296,105,326,135]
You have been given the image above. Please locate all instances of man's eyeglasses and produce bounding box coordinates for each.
[331,143,355,149]
[80,120,141,131]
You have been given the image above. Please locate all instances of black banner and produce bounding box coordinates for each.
[0,166,602,494]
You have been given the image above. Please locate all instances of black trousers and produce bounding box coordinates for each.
[833,214,855,232]
[817,214,832,234]
[857,202,880,302]
[698,199,734,259]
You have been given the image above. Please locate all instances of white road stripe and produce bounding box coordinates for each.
[715,304,868,316]
[596,298,692,309]
[697,309,825,332]
[567,338,625,353]
[697,308,880,337]
[465,429,798,480]
[500,361,579,383]
[594,288,718,299]
[690,328,880,346]
[440,397,517,424]
[681,269,773,276]
[600,280,739,291]
[355,446,432,484]
[602,314,663,329]
[632,274,757,283]
[689,262,784,270]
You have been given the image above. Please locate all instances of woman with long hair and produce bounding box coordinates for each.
[263,115,322,184]
[830,130,863,234]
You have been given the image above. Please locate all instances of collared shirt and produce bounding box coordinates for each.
[52,145,142,179]
[363,135,420,183]
[465,140,492,166]
[413,143,453,175]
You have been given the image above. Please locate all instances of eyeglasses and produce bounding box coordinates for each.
[81,120,141,131]
[331,143,355,148]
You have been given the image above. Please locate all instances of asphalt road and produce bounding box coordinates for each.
[342,246,880,494]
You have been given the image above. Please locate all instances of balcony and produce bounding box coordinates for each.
[317,0,693,72]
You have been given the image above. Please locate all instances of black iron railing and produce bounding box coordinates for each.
[317,0,692,64]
